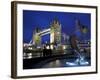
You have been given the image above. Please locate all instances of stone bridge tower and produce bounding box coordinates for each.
[50,19,61,45]
[33,27,41,46]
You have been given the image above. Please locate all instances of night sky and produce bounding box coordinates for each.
[23,10,91,43]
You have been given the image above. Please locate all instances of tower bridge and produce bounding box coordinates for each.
[32,19,62,46]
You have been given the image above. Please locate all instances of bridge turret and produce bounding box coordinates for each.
[33,27,41,47]
[50,19,61,45]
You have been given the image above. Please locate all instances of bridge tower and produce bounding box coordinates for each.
[50,19,61,45]
[33,27,41,46]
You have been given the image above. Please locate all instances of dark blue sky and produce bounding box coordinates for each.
[23,10,91,43]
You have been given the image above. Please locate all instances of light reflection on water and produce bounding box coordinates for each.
[66,59,89,67]
[41,58,90,68]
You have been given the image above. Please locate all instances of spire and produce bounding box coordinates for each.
[54,17,58,24]
[52,17,60,26]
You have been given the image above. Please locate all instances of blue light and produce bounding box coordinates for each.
[66,62,78,66]
[66,57,89,66]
